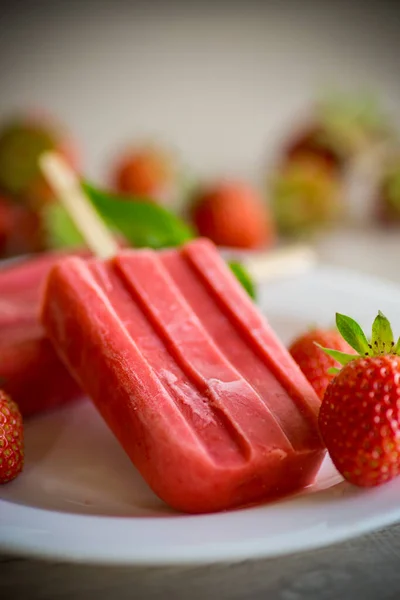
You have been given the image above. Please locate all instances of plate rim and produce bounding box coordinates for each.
[1,488,400,566]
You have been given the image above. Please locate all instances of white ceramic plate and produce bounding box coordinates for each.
[1,264,400,566]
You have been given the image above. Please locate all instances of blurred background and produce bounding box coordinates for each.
[1,0,400,280]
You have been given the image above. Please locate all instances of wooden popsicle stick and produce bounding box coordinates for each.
[40,151,317,280]
[39,152,118,259]
[244,245,317,282]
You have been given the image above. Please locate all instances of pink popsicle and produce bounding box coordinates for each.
[0,252,84,417]
[42,238,325,513]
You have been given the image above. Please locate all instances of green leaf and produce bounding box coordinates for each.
[393,336,400,355]
[228,261,256,299]
[44,181,195,251]
[44,180,256,298]
[315,343,357,366]
[371,310,394,354]
[42,203,85,249]
[83,181,195,249]
[327,367,340,376]
[335,313,370,356]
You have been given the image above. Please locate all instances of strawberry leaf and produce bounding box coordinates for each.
[42,203,85,249]
[327,367,340,375]
[315,343,356,366]
[371,310,394,355]
[335,313,370,356]
[44,182,195,250]
[44,180,255,298]
[228,261,256,299]
[393,336,400,355]
[83,182,195,249]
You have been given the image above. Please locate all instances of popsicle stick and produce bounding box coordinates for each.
[40,151,317,280]
[244,245,317,282]
[39,153,118,259]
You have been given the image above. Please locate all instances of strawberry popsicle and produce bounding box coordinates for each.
[42,238,325,513]
[0,252,83,417]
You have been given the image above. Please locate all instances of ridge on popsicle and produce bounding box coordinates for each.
[39,153,326,514]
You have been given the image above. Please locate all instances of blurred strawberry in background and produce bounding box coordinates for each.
[0,113,79,205]
[0,89,396,259]
[270,155,343,238]
[0,194,43,257]
[315,92,391,160]
[282,92,391,171]
[271,92,393,238]
[112,144,180,206]
[0,113,79,257]
[283,124,345,176]
[191,180,275,250]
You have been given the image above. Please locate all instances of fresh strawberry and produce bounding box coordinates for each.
[191,180,275,249]
[0,389,24,484]
[289,328,354,400]
[112,145,177,205]
[318,311,400,487]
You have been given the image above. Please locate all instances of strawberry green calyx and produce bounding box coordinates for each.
[228,261,256,300]
[371,310,395,353]
[316,311,399,375]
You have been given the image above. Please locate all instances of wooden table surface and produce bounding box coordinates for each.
[2,228,400,600]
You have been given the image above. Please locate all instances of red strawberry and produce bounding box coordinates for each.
[112,145,177,205]
[318,311,400,487]
[191,180,275,250]
[289,328,354,400]
[0,390,24,484]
